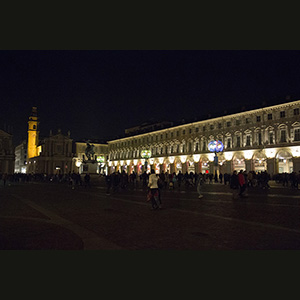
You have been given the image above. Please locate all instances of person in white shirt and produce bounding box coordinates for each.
[148,169,161,210]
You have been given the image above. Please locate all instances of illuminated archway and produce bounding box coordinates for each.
[276,149,293,173]
[232,152,245,171]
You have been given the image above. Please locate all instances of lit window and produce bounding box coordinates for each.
[236,136,241,147]
[280,130,286,142]
[227,138,231,148]
[269,132,274,144]
[246,135,251,146]
[258,132,262,145]
[294,129,300,141]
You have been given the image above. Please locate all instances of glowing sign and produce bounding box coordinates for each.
[97,156,105,163]
[208,140,224,153]
[141,149,151,159]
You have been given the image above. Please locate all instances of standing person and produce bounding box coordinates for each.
[2,173,7,186]
[238,170,246,197]
[196,172,204,199]
[177,171,183,189]
[230,170,239,199]
[148,169,161,210]
[84,173,91,188]
[214,172,218,183]
[105,173,112,195]
[219,172,223,184]
[71,171,77,189]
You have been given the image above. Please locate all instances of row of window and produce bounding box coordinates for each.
[111,108,300,149]
[109,128,300,160]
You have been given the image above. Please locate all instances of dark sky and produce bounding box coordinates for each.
[1,50,300,146]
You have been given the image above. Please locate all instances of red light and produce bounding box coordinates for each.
[205,170,209,174]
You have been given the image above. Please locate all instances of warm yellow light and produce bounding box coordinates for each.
[75,160,81,167]
[290,146,300,157]
[207,153,215,162]
[265,148,276,158]
[37,146,42,156]
[120,160,124,166]
[141,159,145,165]
[243,150,254,160]
[133,159,138,166]
[126,160,131,165]
[114,161,118,166]
[149,158,154,164]
[108,161,112,167]
[180,155,187,163]
[224,152,234,161]
[158,157,164,164]
[169,156,175,164]
[193,154,200,162]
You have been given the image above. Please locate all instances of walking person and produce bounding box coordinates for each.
[148,169,161,210]
[196,172,204,199]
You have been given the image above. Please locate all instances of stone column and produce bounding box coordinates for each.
[267,158,276,177]
[170,163,175,174]
[292,157,300,173]
[245,159,253,172]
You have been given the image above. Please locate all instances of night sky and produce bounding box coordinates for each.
[1,50,300,147]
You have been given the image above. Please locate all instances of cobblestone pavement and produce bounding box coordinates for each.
[1,179,300,250]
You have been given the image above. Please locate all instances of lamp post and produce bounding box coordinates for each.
[141,149,152,173]
[208,140,224,175]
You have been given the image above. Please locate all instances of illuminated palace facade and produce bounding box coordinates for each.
[107,99,300,176]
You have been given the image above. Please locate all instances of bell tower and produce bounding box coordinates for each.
[27,106,39,160]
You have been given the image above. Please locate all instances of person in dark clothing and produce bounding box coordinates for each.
[230,170,239,199]
[84,173,91,188]
[219,172,223,183]
[238,170,246,197]
[105,174,112,195]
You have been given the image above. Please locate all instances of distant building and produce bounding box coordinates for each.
[73,141,108,175]
[27,129,74,175]
[0,129,15,174]
[14,140,27,173]
[24,106,108,175]
[125,120,173,136]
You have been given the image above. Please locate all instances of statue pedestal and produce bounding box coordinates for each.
[81,159,98,174]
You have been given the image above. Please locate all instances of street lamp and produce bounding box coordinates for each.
[208,140,224,174]
[141,149,151,173]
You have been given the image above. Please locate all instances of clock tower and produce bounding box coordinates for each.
[27,106,39,160]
